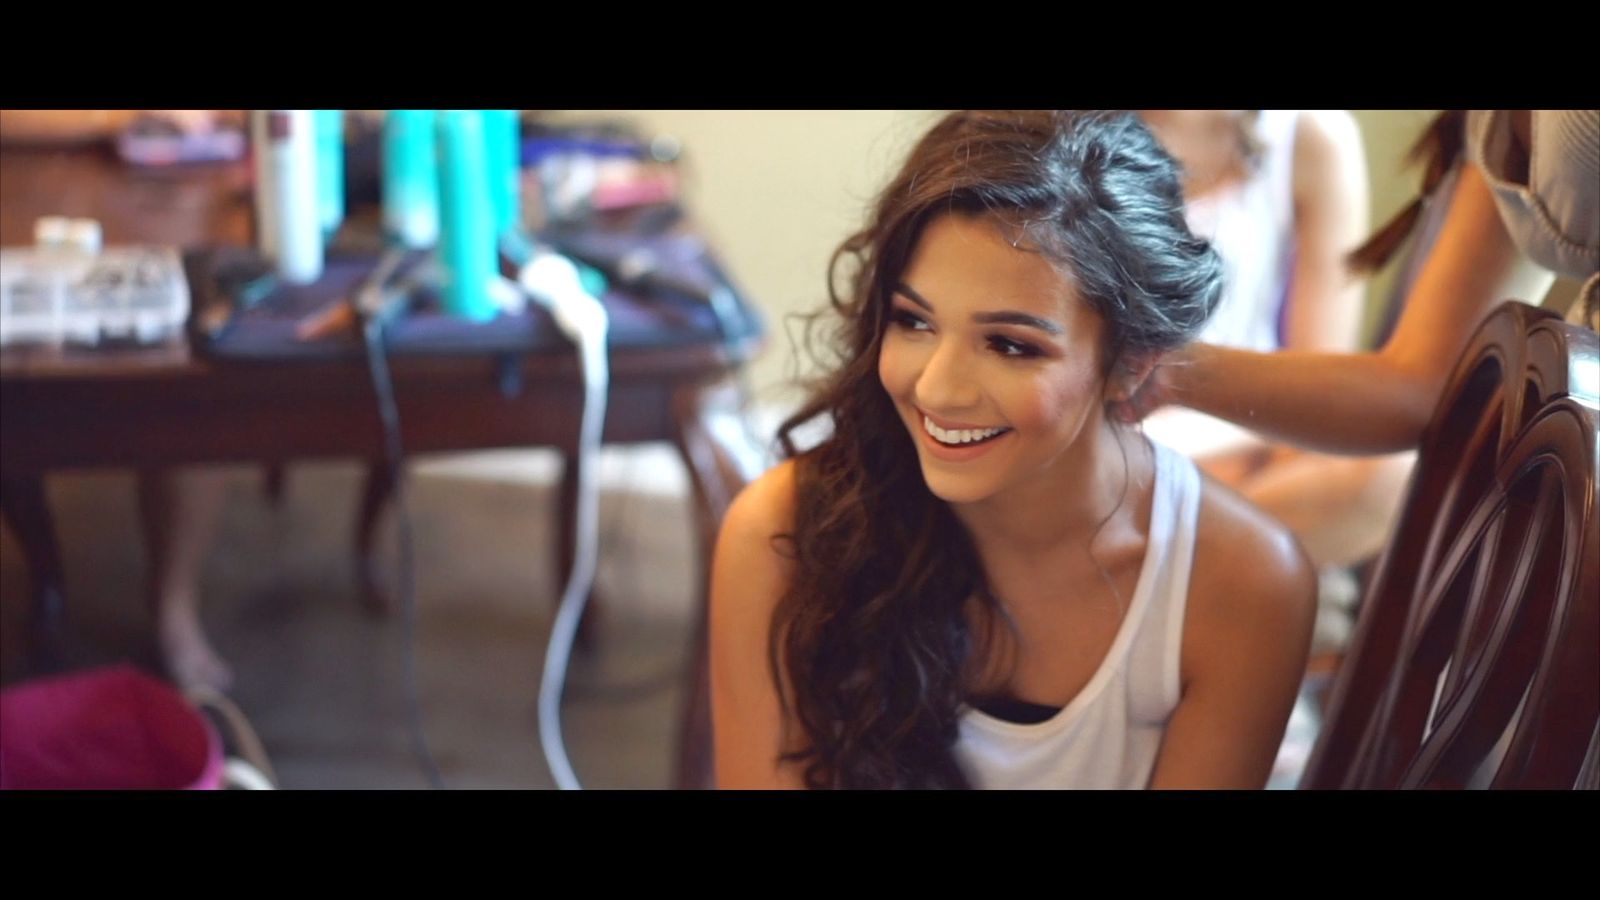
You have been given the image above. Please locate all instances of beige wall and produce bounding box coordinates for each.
[559,110,940,407]
[1350,110,1439,341]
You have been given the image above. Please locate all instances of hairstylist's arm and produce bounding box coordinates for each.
[1170,164,1554,455]
[0,109,139,144]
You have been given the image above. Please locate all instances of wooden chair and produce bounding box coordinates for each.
[1301,302,1598,789]
[668,377,771,788]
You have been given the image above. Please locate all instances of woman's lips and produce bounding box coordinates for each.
[916,409,1012,462]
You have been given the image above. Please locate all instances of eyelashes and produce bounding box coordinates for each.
[889,308,932,332]
[889,308,1044,359]
[985,335,1042,359]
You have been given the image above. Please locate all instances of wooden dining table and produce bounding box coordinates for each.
[0,141,758,787]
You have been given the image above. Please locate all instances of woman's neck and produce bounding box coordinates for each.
[951,421,1153,565]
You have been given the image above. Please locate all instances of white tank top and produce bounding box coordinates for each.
[1186,110,1301,352]
[953,441,1203,789]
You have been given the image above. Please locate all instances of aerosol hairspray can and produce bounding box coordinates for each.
[251,109,323,284]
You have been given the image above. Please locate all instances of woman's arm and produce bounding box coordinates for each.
[0,109,140,144]
[0,110,245,146]
[1170,163,1554,455]
[1144,111,1370,478]
[1215,110,1368,476]
[1147,480,1318,789]
[1282,109,1369,354]
[709,460,809,789]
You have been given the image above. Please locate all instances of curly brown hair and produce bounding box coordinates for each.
[768,111,1225,788]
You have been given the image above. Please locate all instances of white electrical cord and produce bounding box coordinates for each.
[516,249,610,791]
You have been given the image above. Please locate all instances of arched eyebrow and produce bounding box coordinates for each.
[892,281,1064,336]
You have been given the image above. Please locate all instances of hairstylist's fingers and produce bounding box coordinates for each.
[1111,365,1174,423]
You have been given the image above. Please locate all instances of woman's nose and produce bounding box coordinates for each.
[914,341,981,413]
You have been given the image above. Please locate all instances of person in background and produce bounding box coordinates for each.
[1135,110,1403,656]
[1123,110,1597,464]
[1,109,243,691]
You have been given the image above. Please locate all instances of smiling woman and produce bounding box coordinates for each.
[880,215,1115,506]
[709,110,1318,790]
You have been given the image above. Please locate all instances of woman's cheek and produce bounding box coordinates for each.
[877,341,907,398]
[880,336,933,399]
[1002,367,1096,433]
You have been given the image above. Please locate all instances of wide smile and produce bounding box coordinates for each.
[916,411,1014,461]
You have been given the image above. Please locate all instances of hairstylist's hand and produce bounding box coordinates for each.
[1109,349,1190,424]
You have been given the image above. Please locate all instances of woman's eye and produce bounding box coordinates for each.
[890,309,931,331]
[988,335,1040,358]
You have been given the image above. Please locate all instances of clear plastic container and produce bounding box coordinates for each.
[0,243,190,347]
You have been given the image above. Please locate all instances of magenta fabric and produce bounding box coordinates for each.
[0,664,223,790]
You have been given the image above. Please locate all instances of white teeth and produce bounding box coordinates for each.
[923,415,1007,446]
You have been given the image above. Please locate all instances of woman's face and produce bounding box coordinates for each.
[877,213,1114,506]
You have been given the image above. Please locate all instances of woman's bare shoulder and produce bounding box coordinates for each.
[1186,474,1318,668]
[721,458,799,547]
[1146,468,1319,787]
